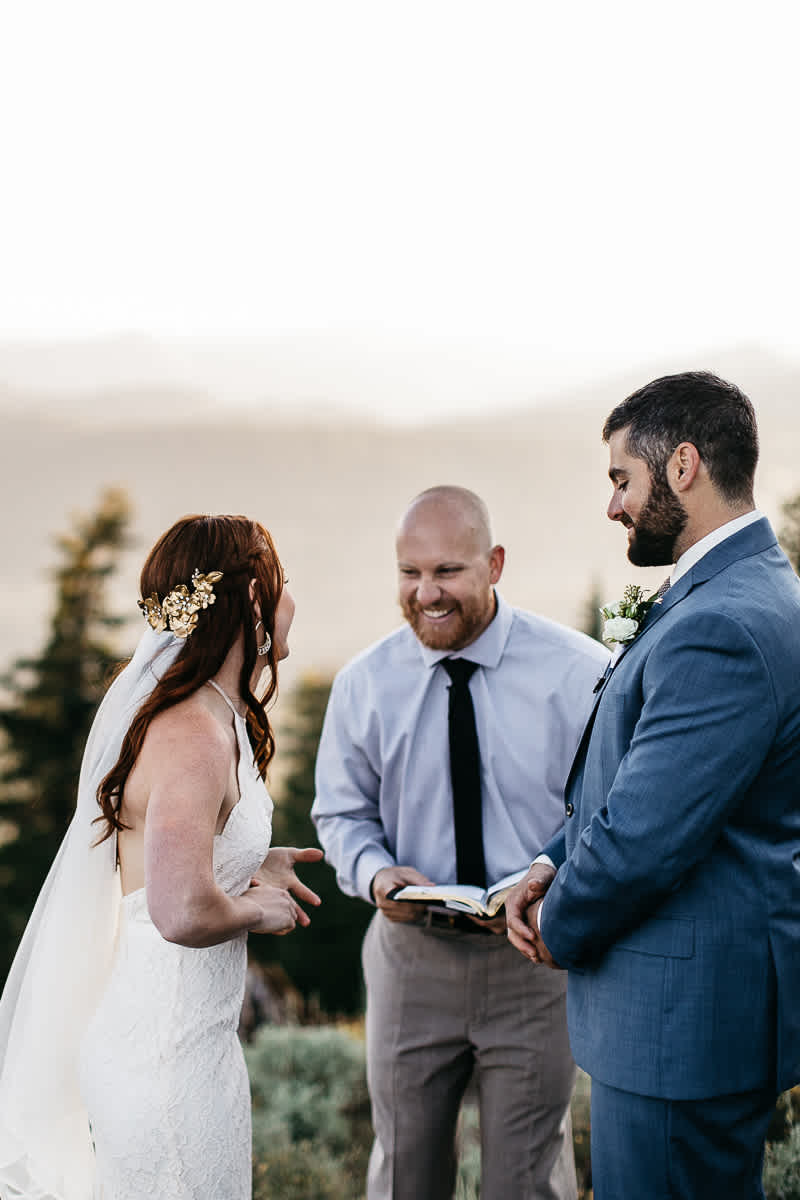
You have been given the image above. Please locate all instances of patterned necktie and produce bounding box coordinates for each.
[442,658,487,888]
[654,576,672,601]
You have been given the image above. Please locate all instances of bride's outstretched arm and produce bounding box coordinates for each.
[142,707,300,947]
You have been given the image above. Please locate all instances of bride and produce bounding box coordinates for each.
[0,513,322,1199]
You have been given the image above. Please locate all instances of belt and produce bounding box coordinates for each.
[423,908,495,935]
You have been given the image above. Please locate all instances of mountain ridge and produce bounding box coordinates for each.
[3,366,798,695]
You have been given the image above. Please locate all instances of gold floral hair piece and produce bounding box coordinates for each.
[138,569,224,639]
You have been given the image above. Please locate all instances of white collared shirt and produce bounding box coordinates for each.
[670,509,762,586]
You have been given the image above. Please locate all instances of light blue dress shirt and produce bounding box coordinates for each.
[312,594,609,902]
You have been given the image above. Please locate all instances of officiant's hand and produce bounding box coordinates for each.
[506,863,556,962]
[467,912,507,935]
[372,865,435,923]
[253,847,324,927]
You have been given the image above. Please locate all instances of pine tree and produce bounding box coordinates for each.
[0,488,131,983]
[779,493,800,575]
[581,579,606,643]
[255,674,373,1016]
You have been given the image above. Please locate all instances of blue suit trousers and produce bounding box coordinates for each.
[590,1079,777,1199]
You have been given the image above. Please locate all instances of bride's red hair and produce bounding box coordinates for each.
[94,514,284,844]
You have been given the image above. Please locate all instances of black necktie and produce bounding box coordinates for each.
[442,658,486,888]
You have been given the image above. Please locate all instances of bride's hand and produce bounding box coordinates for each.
[244,880,301,936]
[252,847,323,926]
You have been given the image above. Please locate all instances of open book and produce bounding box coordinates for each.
[387,867,528,919]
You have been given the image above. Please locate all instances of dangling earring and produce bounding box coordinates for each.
[255,619,271,657]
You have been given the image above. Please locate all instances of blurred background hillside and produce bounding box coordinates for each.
[3,339,799,692]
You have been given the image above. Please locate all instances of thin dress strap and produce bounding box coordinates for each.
[206,679,243,719]
[205,680,249,805]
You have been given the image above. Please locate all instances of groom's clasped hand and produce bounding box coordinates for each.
[505,862,559,968]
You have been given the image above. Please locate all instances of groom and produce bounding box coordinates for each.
[507,371,800,1198]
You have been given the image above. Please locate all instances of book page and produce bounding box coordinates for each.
[486,867,528,900]
[390,884,487,907]
[389,874,527,917]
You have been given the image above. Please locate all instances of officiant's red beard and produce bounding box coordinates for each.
[401,591,493,651]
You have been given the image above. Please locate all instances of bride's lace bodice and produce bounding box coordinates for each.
[79,689,272,1199]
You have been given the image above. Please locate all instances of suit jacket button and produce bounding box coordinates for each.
[565,802,574,817]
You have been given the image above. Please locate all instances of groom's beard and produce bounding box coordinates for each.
[627,471,688,567]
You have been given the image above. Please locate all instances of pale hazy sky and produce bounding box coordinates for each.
[1,1,798,417]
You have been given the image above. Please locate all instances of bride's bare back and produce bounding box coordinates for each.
[114,680,300,947]
[117,685,240,897]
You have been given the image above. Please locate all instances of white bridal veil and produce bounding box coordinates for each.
[0,627,182,1200]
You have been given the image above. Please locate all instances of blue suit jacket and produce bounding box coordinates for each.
[541,518,800,1100]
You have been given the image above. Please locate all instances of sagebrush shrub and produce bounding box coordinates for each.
[246,1026,371,1200]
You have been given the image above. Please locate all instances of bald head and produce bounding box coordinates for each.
[397,486,493,555]
[396,486,504,651]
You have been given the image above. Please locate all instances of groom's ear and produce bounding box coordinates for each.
[669,442,702,493]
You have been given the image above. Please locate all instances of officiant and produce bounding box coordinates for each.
[312,485,607,1200]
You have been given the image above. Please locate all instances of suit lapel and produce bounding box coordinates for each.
[563,574,691,800]
[564,517,778,802]
[627,515,777,644]
[564,696,603,799]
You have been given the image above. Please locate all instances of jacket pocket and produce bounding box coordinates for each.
[614,916,695,959]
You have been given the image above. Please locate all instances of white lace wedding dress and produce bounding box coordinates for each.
[78,685,272,1199]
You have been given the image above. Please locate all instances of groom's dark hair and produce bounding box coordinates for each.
[602,371,758,505]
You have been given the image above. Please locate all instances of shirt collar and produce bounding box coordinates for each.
[415,591,513,671]
[671,509,763,586]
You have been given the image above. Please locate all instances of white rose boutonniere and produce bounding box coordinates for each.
[603,615,640,644]
[600,584,661,647]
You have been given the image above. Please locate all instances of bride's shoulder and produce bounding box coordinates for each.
[141,693,234,771]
